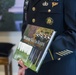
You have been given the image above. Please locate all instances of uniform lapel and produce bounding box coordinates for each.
[32,0,41,6]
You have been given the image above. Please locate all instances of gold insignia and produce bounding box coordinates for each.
[56,49,73,57]
[46,17,53,25]
[52,2,58,7]
[42,1,48,6]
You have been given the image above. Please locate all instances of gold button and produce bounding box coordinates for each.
[48,9,51,13]
[58,58,61,60]
[32,7,36,11]
[32,18,36,23]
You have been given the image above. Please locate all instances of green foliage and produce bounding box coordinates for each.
[0,0,15,14]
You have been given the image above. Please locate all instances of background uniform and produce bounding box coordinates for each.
[22,0,76,75]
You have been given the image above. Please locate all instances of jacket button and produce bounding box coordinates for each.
[48,9,51,13]
[32,18,36,23]
[32,7,36,11]
[58,58,61,60]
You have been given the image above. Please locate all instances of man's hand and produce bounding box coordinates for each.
[18,59,28,75]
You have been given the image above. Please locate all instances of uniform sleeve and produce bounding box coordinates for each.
[51,0,76,60]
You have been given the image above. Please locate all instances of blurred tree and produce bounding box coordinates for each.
[0,0,15,14]
[0,0,20,31]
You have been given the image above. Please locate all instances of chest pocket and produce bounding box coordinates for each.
[38,1,63,13]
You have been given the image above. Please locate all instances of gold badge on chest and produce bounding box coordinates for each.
[42,1,48,6]
[46,17,53,25]
[52,2,58,7]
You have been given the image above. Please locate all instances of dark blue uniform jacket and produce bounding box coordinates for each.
[22,0,76,75]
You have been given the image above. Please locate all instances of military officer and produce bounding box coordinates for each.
[18,0,76,75]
